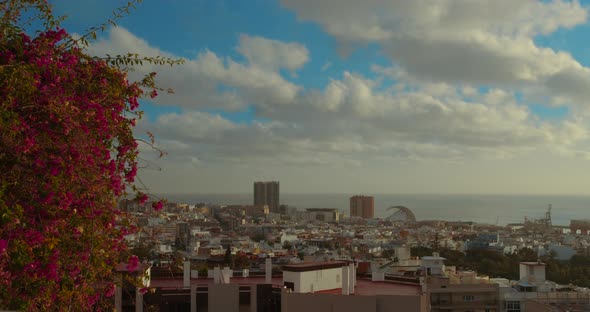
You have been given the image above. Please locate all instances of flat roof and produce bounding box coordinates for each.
[150,276,284,289]
[306,208,338,212]
[149,276,421,297]
[282,261,348,272]
[520,262,546,266]
[355,279,421,296]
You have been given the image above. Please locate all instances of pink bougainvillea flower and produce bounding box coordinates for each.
[152,200,164,211]
[0,239,7,254]
[126,255,139,272]
[138,194,149,204]
[104,283,116,298]
[0,3,171,308]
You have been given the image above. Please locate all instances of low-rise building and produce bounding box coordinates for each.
[115,260,429,312]
[496,261,590,311]
[424,253,501,312]
[305,208,340,223]
[282,261,350,293]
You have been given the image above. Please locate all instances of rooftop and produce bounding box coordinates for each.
[520,262,546,266]
[149,276,421,297]
[355,279,421,296]
[150,276,284,289]
[282,261,348,272]
[306,208,338,212]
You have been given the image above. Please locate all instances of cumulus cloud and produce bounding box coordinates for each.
[134,68,588,171]
[237,34,309,72]
[88,27,300,111]
[89,14,590,193]
[282,0,590,111]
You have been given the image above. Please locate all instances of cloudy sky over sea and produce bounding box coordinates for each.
[53,0,590,194]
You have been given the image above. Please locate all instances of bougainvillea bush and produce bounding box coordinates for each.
[0,1,174,310]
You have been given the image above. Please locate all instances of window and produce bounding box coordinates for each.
[463,295,475,301]
[284,282,294,291]
[506,300,521,312]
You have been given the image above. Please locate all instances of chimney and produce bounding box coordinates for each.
[349,263,355,294]
[214,267,221,284]
[265,258,272,284]
[372,272,385,281]
[183,260,190,288]
[222,267,231,284]
[419,276,427,294]
[341,265,349,295]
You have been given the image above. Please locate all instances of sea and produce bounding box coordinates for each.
[161,193,590,226]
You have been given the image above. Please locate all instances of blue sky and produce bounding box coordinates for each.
[50,0,589,122]
[54,1,393,93]
[40,0,590,194]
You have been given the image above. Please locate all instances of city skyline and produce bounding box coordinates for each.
[49,0,590,194]
[253,181,281,213]
[350,195,375,219]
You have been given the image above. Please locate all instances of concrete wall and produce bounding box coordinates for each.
[282,293,334,312]
[282,293,424,312]
[298,267,342,293]
[430,284,500,311]
[519,264,546,283]
[333,295,376,311]
[283,271,301,292]
[393,246,412,261]
[422,258,445,275]
[284,267,343,293]
[208,284,239,312]
[376,295,426,312]
[449,291,497,305]
[524,300,554,312]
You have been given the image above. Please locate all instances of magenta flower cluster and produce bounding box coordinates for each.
[0,22,161,311]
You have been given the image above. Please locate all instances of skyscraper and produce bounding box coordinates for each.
[350,195,374,219]
[254,181,280,213]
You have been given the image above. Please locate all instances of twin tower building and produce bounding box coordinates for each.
[253,181,374,219]
[253,181,280,213]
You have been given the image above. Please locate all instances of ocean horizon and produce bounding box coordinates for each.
[160,193,590,226]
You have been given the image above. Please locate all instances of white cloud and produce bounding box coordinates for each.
[88,27,300,111]
[91,22,590,193]
[282,0,590,111]
[237,34,309,72]
[136,69,588,172]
